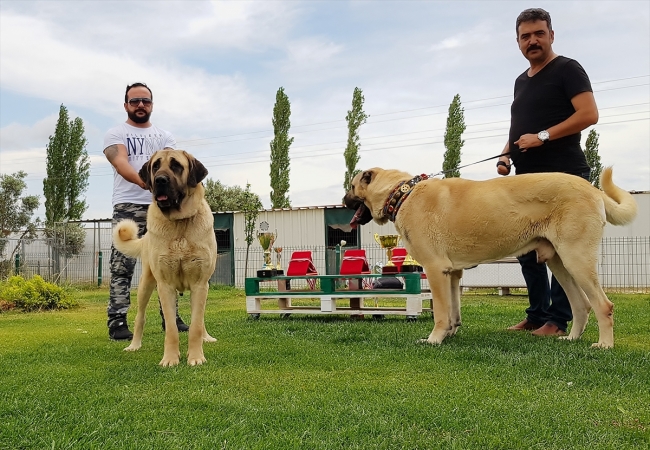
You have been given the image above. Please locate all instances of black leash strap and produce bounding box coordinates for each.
[429,151,512,178]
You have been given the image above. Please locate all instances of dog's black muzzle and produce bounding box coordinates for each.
[344,194,373,228]
[153,174,176,210]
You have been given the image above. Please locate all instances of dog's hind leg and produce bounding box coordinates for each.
[124,266,156,352]
[546,254,591,341]
[419,267,453,345]
[187,282,210,366]
[554,250,614,348]
[448,270,463,336]
[159,284,181,367]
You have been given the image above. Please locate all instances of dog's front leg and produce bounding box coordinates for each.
[187,283,209,366]
[419,269,453,345]
[159,285,181,367]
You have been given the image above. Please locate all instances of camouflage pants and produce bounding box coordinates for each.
[108,203,149,328]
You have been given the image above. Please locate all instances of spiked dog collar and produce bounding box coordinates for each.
[381,174,428,222]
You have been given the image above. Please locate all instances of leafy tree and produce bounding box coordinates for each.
[442,94,466,178]
[269,87,293,208]
[584,129,603,189]
[42,105,90,257]
[204,179,262,212]
[241,184,263,278]
[343,87,369,194]
[203,179,263,276]
[0,171,40,278]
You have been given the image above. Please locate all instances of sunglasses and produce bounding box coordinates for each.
[127,98,152,107]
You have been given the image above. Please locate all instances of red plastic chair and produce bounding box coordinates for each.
[340,249,372,289]
[391,247,407,271]
[286,250,318,289]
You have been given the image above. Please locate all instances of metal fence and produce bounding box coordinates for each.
[2,231,649,293]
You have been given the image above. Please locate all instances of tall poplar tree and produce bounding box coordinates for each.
[42,104,90,257]
[584,129,603,189]
[442,94,466,178]
[269,87,293,208]
[343,87,368,193]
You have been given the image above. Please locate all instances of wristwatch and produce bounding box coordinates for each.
[537,130,550,143]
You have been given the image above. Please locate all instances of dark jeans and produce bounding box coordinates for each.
[517,170,591,332]
[517,251,572,331]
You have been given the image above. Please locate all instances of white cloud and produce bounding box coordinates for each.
[0,12,269,133]
[0,0,648,221]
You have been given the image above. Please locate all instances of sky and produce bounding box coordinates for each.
[1,0,649,221]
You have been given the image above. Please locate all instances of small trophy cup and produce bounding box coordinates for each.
[400,252,423,273]
[257,225,277,278]
[274,246,284,276]
[374,233,400,274]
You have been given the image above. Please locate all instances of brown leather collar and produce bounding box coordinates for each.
[381,174,428,222]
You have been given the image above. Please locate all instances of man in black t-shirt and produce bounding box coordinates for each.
[497,8,598,337]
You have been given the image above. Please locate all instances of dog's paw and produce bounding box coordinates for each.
[159,354,181,367]
[591,341,613,349]
[123,344,141,352]
[187,355,207,366]
[416,338,442,345]
[203,333,217,343]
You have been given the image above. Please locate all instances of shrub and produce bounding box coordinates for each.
[0,275,77,312]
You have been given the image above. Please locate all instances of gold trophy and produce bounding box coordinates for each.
[400,252,423,273]
[257,223,277,277]
[374,233,400,274]
[274,247,284,275]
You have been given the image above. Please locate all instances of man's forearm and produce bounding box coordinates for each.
[105,144,146,189]
[547,91,599,141]
[547,108,598,141]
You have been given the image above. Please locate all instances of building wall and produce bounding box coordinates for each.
[603,192,649,238]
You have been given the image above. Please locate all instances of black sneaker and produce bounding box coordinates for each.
[109,321,133,341]
[162,316,189,332]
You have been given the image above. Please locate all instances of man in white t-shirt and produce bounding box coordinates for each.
[103,82,189,341]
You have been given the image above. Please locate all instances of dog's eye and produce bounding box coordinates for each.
[152,160,160,171]
[170,159,183,174]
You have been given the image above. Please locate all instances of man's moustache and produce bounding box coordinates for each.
[527,45,542,53]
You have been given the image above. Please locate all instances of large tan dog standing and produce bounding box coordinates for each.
[113,150,217,366]
[344,167,637,348]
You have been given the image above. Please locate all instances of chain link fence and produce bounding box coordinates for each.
[2,225,648,293]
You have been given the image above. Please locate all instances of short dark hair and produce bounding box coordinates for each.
[516,8,552,35]
[125,82,153,102]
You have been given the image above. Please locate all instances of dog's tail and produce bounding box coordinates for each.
[601,167,638,226]
[113,219,143,258]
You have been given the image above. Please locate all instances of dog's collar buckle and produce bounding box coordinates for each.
[382,174,428,222]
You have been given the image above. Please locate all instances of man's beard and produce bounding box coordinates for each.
[128,109,151,124]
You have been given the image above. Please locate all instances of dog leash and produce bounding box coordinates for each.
[382,151,514,222]
[427,151,512,178]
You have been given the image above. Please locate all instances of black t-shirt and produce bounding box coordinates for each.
[508,56,592,175]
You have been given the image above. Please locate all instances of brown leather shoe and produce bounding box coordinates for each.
[531,322,566,337]
[507,319,542,331]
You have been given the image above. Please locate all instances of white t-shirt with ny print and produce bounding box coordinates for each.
[104,122,176,206]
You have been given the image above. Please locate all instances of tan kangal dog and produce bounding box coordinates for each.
[113,150,217,366]
[344,167,637,348]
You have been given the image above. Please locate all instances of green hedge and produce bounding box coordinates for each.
[0,275,78,312]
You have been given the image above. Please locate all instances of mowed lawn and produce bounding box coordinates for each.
[1,286,649,449]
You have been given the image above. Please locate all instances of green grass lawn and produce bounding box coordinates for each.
[1,287,649,449]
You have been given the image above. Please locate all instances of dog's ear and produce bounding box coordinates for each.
[186,153,208,187]
[139,159,152,191]
[361,170,374,186]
